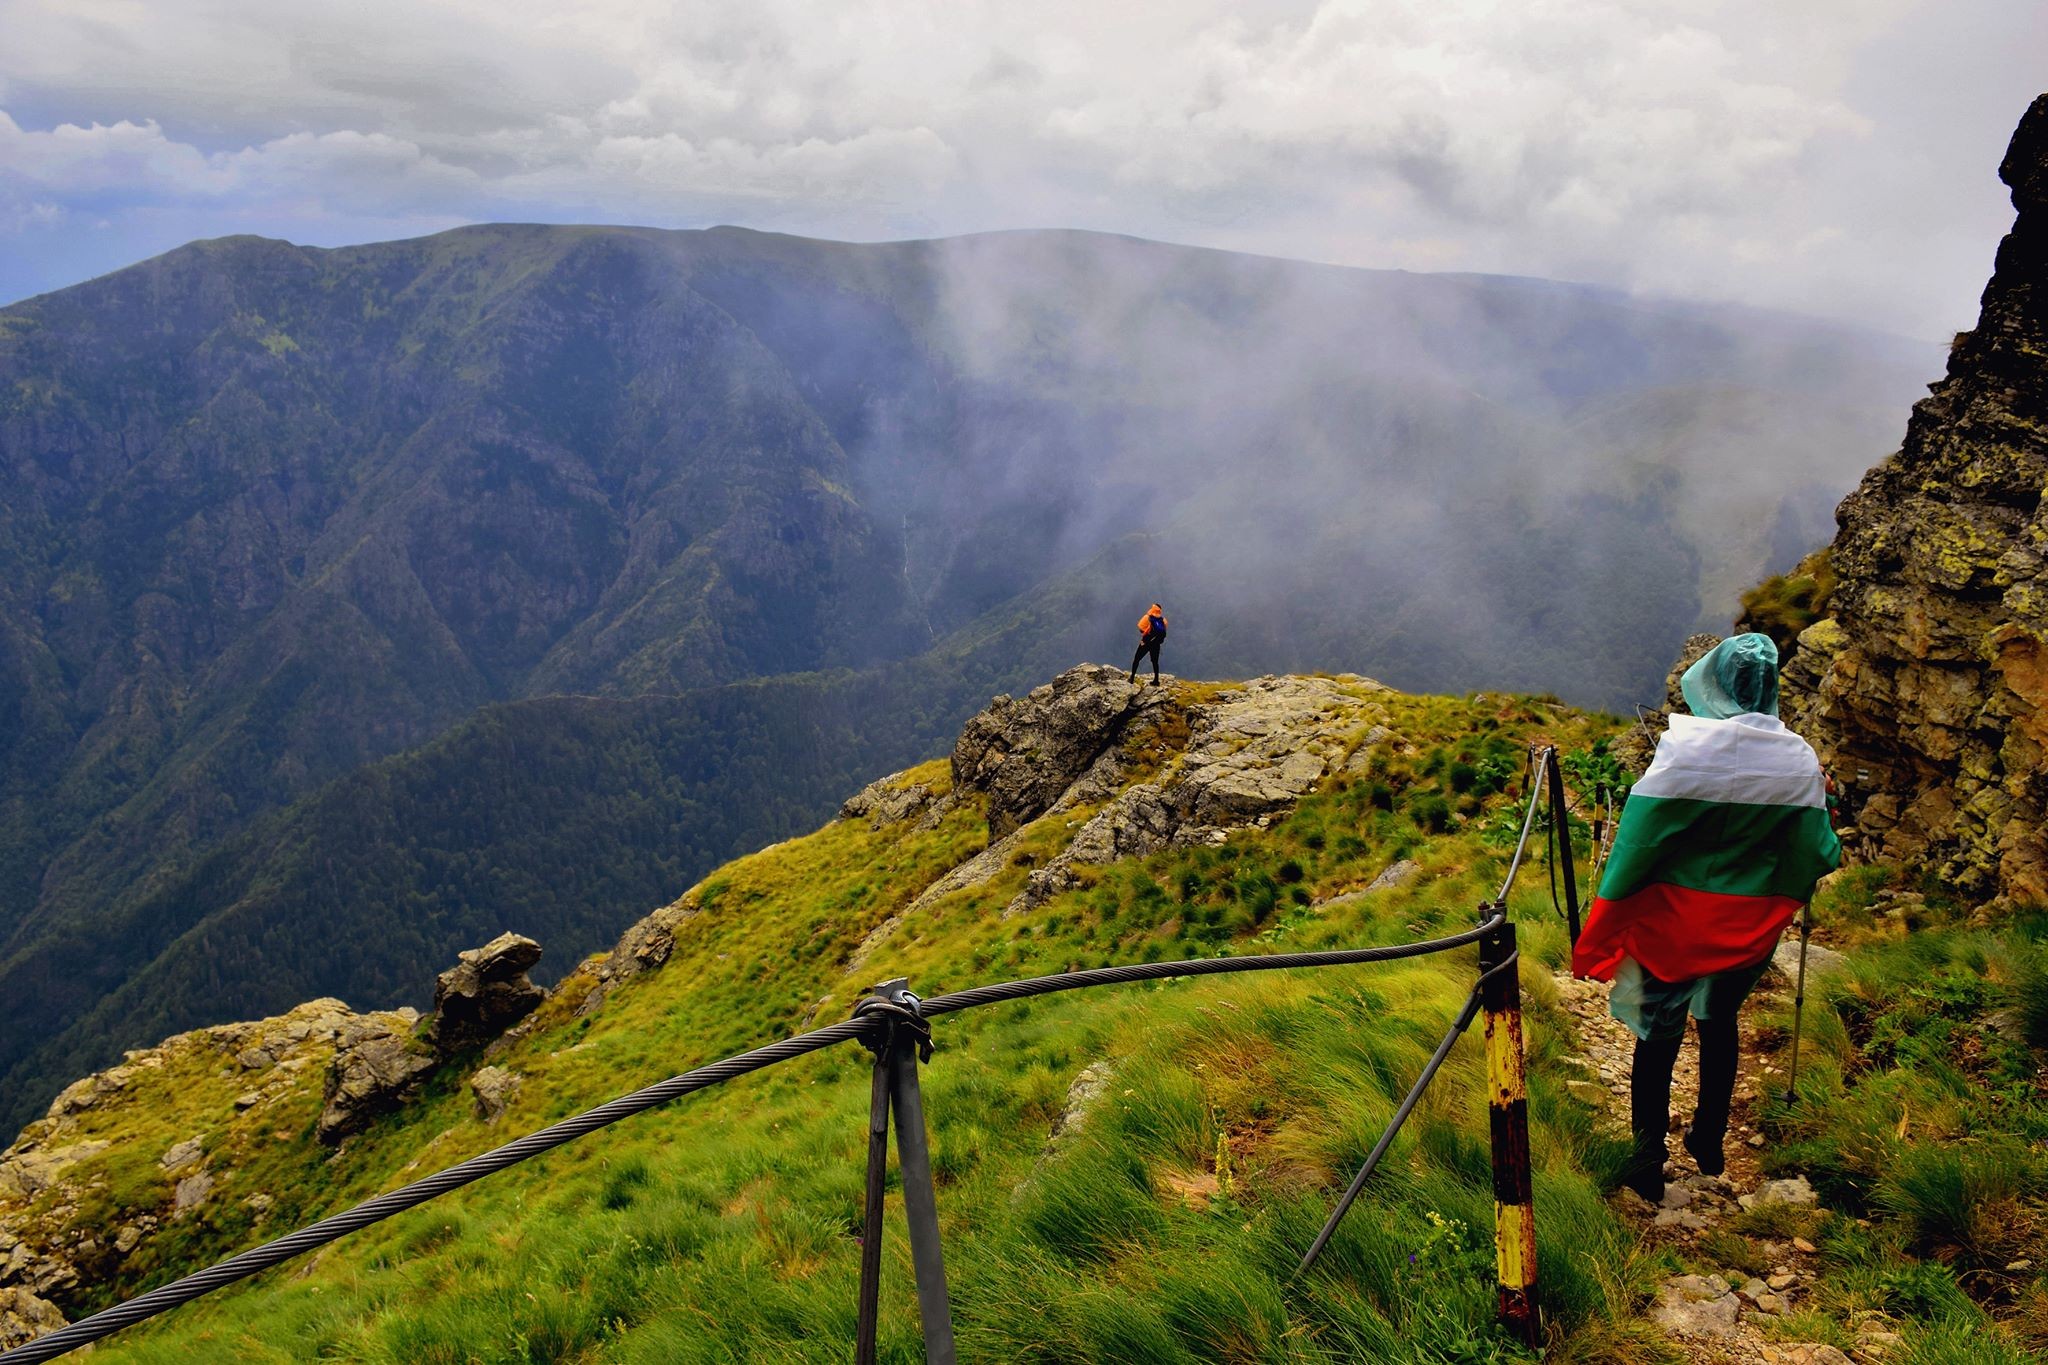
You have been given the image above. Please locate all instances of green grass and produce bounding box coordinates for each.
[1737,872,2048,1357]
[48,682,2048,1361]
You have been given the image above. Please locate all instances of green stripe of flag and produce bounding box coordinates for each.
[1599,794,1840,903]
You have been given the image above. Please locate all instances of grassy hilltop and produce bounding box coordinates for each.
[3,672,2046,1363]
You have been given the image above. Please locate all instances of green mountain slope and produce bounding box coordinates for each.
[0,673,1659,1361]
[0,224,1934,1143]
[7,669,2044,1362]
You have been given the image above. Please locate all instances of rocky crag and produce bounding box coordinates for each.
[1781,94,2048,905]
[0,933,543,1345]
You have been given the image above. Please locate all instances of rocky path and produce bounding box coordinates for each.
[1555,957,1891,1365]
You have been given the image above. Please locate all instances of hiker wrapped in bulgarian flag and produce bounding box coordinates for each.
[1573,633,1842,999]
[1572,633,1842,1201]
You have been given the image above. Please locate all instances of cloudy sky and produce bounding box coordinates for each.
[1,0,2040,337]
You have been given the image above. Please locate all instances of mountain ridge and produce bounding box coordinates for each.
[0,220,1933,1135]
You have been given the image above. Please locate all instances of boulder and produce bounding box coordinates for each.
[158,1137,203,1173]
[1741,1175,1818,1210]
[171,1169,214,1216]
[952,665,1163,838]
[1772,939,1849,981]
[469,1066,523,1123]
[1651,1273,1741,1339]
[428,933,545,1052]
[317,1012,436,1144]
[0,1286,65,1351]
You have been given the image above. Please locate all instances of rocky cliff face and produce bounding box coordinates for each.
[0,933,544,1341]
[1782,94,2048,905]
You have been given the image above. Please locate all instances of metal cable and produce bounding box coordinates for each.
[1492,747,1549,904]
[3,909,1506,1363]
[1296,947,1520,1274]
[920,913,1505,1018]
[1545,777,1561,916]
[0,1016,879,1365]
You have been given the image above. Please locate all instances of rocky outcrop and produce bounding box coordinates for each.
[0,931,556,1350]
[1781,95,2048,903]
[469,1066,523,1123]
[839,771,948,830]
[317,1011,434,1144]
[315,935,544,1140]
[825,667,1403,983]
[0,1286,66,1351]
[1001,673,1398,918]
[0,995,360,1321]
[427,934,544,1053]
[952,665,1172,838]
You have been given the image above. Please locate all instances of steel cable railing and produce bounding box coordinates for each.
[3,746,1578,1364]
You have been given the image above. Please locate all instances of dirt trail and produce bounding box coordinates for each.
[1555,967,1897,1365]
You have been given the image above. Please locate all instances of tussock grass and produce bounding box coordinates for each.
[1739,873,2048,1351]
[34,692,1672,1360]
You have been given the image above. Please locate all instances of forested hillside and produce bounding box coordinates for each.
[0,224,1931,1135]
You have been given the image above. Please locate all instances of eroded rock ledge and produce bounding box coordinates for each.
[0,933,547,1341]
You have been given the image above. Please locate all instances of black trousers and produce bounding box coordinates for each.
[1129,637,1162,679]
[1631,1014,1740,1156]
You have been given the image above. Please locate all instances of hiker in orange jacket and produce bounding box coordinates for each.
[1129,603,1168,684]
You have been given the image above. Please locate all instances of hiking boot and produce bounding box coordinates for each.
[1622,1138,1667,1203]
[1683,1126,1725,1178]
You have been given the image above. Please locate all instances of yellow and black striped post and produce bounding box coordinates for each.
[1480,921,1540,1347]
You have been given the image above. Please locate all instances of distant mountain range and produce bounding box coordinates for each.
[0,223,1933,1134]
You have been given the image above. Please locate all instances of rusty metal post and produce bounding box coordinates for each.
[1480,922,1540,1348]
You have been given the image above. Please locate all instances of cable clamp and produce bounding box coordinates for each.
[852,978,933,1061]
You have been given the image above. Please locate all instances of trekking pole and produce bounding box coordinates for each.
[1782,906,1811,1104]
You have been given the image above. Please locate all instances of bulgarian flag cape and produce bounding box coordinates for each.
[1572,712,1841,982]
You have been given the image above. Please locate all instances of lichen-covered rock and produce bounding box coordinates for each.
[952,664,1169,838]
[171,1169,214,1216]
[317,1011,434,1144]
[428,933,545,1053]
[1048,1063,1115,1147]
[469,1066,523,1123]
[0,1143,108,1203]
[0,1285,65,1351]
[1651,1273,1742,1340]
[158,1138,203,1173]
[1780,96,2048,905]
[839,771,947,829]
[1001,674,1388,917]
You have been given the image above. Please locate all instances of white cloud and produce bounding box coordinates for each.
[0,0,2039,333]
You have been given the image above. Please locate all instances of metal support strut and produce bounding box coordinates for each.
[1480,922,1540,1348]
[851,979,957,1365]
[1542,748,1581,945]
